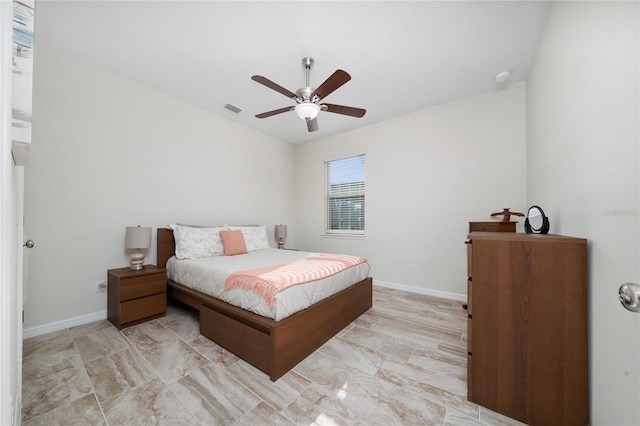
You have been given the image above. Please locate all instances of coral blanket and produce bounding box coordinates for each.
[225,253,368,307]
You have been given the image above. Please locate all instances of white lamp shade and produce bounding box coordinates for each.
[125,226,151,249]
[295,103,319,120]
[275,224,287,239]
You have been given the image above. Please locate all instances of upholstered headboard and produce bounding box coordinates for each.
[157,228,175,268]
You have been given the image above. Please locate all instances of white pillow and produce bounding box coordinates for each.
[169,224,225,259]
[227,225,271,251]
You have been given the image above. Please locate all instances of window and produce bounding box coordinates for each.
[324,154,365,235]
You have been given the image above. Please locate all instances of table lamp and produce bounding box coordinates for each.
[275,224,287,249]
[125,226,151,270]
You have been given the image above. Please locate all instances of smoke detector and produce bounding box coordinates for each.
[495,71,511,83]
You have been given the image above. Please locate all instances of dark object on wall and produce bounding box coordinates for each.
[524,205,550,234]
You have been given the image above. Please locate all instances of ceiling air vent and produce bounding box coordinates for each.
[223,103,243,114]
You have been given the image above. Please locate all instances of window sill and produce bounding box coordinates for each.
[321,233,367,240]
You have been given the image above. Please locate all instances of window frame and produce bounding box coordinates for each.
[323,153,366,238]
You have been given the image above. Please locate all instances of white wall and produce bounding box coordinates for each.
[293,84,527,297]
[23,43,296,330]
[527,1,639,424]
[24,43,527,329]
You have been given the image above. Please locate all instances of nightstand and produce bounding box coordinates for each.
[107,265,167,329]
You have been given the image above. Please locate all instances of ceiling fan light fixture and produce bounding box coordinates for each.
[295,103,320,121]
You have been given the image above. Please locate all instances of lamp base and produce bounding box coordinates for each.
[129,250,145,270]
[277,239,285,249]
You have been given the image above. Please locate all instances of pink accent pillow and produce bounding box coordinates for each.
[220,230,248,255]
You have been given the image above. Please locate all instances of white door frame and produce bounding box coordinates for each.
[1,1,23,425]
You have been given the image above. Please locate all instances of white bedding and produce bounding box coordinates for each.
[167,248,370,321]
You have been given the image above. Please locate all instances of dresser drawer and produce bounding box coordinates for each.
[466,241,472,277]
[467,354,473,400]
[120,293,166,324]
[119,273,165,301]
[467,279,472,315]
[470,222,499,232]
[469,221,516,232]
[467,316,472,354]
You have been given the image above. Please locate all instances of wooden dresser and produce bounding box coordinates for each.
[466,232,588,425]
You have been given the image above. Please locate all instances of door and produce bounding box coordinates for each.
[1,1,25,424]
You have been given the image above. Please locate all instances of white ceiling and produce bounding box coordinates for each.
[34,1,550,144]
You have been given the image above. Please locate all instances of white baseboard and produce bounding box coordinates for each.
[22,282,464,339]
[22,310,107,339]
[373,280,466,302]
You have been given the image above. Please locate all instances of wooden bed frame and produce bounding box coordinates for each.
[157,228,372,381]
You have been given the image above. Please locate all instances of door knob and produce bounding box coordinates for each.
[23,240,34,249]
[619,283,640,313]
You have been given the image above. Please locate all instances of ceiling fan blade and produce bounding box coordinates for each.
[306,118,319,132]
[322,103,366,118]
[251,75,297,99]
[255,106,294,119]
[312,70,351,100]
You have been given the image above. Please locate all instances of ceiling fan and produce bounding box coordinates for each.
[251,57,366,133]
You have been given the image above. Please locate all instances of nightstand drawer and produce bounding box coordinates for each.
[119,273,165,301]
[120,293,166,324]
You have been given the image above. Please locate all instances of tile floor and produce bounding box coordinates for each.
[22,286,524,425]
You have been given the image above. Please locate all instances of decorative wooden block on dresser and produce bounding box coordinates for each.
[107,265,167,329]
[468,221,517,232]
[466,232,588,425]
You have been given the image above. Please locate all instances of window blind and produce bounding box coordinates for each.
[324,154,365,234]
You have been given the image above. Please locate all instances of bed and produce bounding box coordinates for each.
[157,227,373,381]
